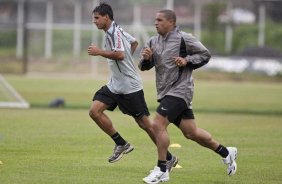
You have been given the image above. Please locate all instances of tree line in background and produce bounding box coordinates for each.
[0,0,282,74]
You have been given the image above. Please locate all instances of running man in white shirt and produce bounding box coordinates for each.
[87,3,178,170]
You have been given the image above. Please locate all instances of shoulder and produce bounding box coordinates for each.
[180,31,195,39]
[147,35,158,46]
[149,35,158,42]
[179,31,199,44]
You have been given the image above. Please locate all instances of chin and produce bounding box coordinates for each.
[157,31,164,36]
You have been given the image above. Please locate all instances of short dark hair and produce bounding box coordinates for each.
[159,9,176,24]
[93,2,114,20]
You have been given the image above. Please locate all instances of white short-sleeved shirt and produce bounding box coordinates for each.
[104,22,143,94]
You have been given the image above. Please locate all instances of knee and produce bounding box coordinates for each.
[183,133,197,141]
[136,118,152,131]
[183,129,212,143]
[151,121,166,135]
[151,122,160,130]
[183,130,198,141]
[89,108,100,120]
[136,120,146,130]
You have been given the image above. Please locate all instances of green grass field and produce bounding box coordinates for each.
[0,75,282,184]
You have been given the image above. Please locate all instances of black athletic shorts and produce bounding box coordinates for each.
[93,85,150,119]
[157,95,195,127]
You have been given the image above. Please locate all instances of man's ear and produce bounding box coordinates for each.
[169,19,175,26]
[105,14,110,21]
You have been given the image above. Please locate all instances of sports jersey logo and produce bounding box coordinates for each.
[117,31,121,49]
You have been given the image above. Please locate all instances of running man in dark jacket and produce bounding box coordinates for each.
[139,9,238,184]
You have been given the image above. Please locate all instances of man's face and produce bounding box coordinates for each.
[154,13,174,36]
[92,12,108,30]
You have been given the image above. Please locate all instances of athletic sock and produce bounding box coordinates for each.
[157,160,167,172]
[215,144,229,158]
[111,132,126,146]
[166,151,172,161]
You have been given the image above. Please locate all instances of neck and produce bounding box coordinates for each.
[104,20,113,32]
[160,27,174,38]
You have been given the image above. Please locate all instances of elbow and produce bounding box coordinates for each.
[131,41,138,54]
[139,67,145,71]
[138,60,151,71]
[204,50,211,63]
[138,61,145,71]
[132,41,138,47]
[206,55,211,64]
[116,52,125,60]
[140,67,148,71]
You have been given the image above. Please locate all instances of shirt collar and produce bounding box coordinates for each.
[161,26,180,40]
[107,21,116,33]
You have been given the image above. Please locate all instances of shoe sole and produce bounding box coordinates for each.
[228,148,238,176]
[124,145,134,154]
[228,161,237,175]
[168,157,179,172]
[161,177,169,182]
[143,177,169,184]
[109,146,134,163]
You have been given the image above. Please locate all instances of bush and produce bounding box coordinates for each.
[233,24,258,54]
[265,22,282,51]
[0,30,16,48]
